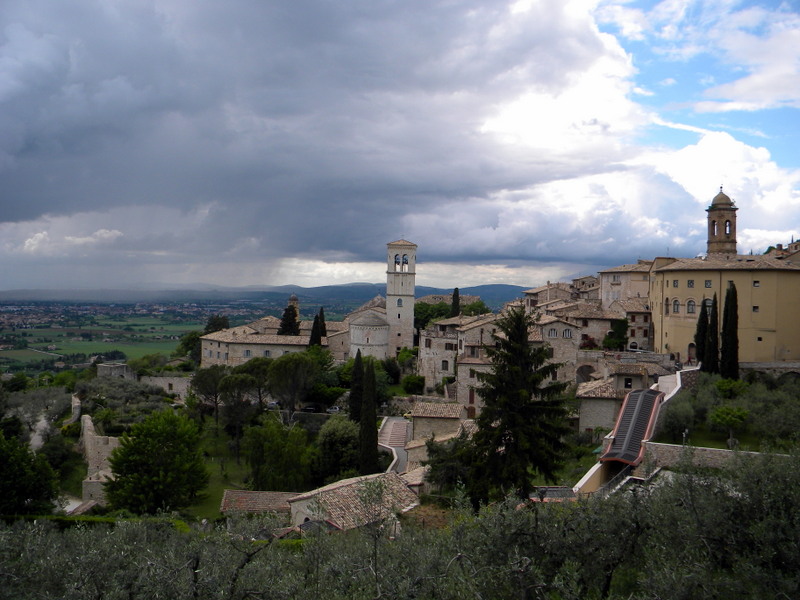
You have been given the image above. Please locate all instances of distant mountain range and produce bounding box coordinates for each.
[0,283,527,310]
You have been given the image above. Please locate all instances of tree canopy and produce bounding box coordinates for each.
[358,360,379,475]
[277,304,300,336]
[268,351,318,413]
[106,410,209,514]
[470,306,570,503]
[0,430,58,515]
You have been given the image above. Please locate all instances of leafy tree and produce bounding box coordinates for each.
[191,364,230,426]
[703,293,720,374]
[660,398,694,443]
[423,431,476,491]
[203,314,230,334]
[309,314,322,347]
[175,330,202,364]
[602,318,628,351]
[106,410,209,514]
[243,415,314,491]
[4,372,30,393]
[721,283,739,380]
[708,405,749,448]
[414,301,450,331]
[349,350,364,423]
[450,288,460,317]
[0,430,58,515]
[233,357,272,411]
[315,416,359,482]
[462,299,492,316]
[693,298,708,368]
[470,306,570,504]
[382,356,401,384]
[220,373,257,461]
[401,374,425,394]
[277,304,300,336]
[359,360,379,475]
[127,353,168,376]
[268,351,318,413]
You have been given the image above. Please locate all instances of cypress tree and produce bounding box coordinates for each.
[277,304,300,336]
[694,299,708,369]
[308,315,322,347]
[721,283,739,380]
[359,359,379,475]
[704,293,720,374]
[450,288,460,317]
[349,350,363,423]
[318,307,327,337]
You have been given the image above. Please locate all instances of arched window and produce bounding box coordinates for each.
[712,220,718,235]
[396,298,403,307]
[548,328,557,338]
[562,329,572,338]
[725,220,731,235]
[687,300,696,314]
[673,299,680,314]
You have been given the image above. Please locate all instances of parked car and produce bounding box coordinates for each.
[267,401,280,410]
[326,406,341,414]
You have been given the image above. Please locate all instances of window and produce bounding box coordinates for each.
[548,328,558,338]
[582,319,589,327]
[612,274,621,283]
[725,220,731,235]
[666,280,670,288]
[665,299,670,315]
[624,377,633,389]
[753,280,760,287]
[673,280,679,288]
[705,280,712,288]
[753,306,759,313]
[244,349,251,358]
[469,369,475,379]
[469,389,475,404]
[672,300,680,314]
[264,350,271,357]
[562,329,572,338]
[687,279,694,288]
[425,338,432,348]
[757,337,763,342]
[704,298,712,309]
[445,343,455,351]
[643,315,649,323]
[630,329,636,337]
[442,360,449,371]
[643,329,648,338]
[397,298,403,307]
[687,300,696,314]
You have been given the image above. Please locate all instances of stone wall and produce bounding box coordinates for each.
[139,375,192,400]
[642,441,763,470]
[79,415,119,506]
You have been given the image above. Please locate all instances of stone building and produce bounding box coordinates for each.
[609,297,653,351]
[649,189,800,364]
[598,261,653,309]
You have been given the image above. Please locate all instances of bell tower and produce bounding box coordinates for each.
[386,239,416,355]
[706,187,738,255]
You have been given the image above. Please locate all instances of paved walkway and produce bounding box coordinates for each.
[378,417,411,473]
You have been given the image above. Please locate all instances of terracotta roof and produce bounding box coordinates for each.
[610,363,649,376]
[411,402,464,419]
[612,297,651,313]
[523,282,572,295]
[556,303,620,320]
[599,262,653,274]
[654,255,800,272]
[457,314,500,331]
[457,356,491,366]
[289,472,418,531]
[388,239,417,247]
[576,379,625,399]
[201,330,314,345]
[401,466,428,487]
[220,490,297,514]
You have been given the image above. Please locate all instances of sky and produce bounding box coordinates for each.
[1,0,799,291]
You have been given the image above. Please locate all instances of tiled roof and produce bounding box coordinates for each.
[457,314,500,331]
[523,281,572,295]
[289,472,418,531]
[654,255,800,272]
[411,402,464,419]
[576,379,625,399]
[201,330,314,345]
[416,295,480,306]
[220,490,297,514]
[458,419,478,437]
[612,298,651,313]
[388,239,417,247]
[610,363,649,376]
[457,356,491,365]
[556,303,620,320]
[401,466,428,487]
[599,262,653,273]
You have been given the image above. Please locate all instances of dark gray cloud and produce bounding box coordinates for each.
[0,0,797,289]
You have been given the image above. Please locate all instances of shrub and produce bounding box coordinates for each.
[401,375,425,394]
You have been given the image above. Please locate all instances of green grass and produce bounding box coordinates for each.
[653,424,762,451]
[185,422,251,521]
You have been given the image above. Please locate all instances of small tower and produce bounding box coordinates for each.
[386,239,417,355]
[706,187,738,255]
[288,293,300,320]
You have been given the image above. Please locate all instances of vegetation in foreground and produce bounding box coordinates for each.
[2,451,800,599]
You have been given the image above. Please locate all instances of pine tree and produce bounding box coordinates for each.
[308,314,322,347]
[318,307,327,337]
[359,359,379,475]
[721,283,739,380]
[470,306,570,504]
[704,293,720,374]
[694,299,708,369]
[450,288,460,317]
[277,304,300,336]
[349,350,364,423]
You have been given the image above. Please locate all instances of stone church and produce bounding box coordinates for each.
[199,240,417,367]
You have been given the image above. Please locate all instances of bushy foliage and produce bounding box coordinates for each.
[0,430,59,515]
[6,452,800,599]
[401,374,425,394]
